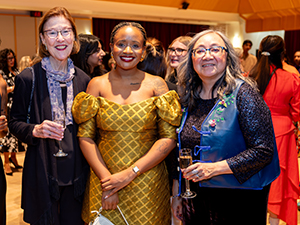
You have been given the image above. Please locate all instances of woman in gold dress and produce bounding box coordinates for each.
[72,22,182,224]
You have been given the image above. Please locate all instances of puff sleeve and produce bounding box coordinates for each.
[72,92,100,139]
[154,91,182,140]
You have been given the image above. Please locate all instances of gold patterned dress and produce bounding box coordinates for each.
[72,90,181,225]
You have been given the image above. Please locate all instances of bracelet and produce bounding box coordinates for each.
[171,194,180,198]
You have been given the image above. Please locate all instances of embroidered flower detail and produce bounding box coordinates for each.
[181,108,186,112]
[218,99,227,108]
[176,128,180,133]
[209,119,216,127]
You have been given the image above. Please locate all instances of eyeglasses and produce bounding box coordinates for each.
[168,47,187,56]
[7,57,14,61]
[43,28,73,39]
[192,46,228,58]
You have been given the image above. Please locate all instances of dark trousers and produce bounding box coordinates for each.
[50,185,84,225]
[0,158,6,225]
[182,183,270,225]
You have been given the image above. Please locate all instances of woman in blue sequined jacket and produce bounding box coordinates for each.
[171,30,280,225]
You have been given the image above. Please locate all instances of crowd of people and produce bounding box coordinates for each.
[0,5,300,225]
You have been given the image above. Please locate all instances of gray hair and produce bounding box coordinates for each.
[177,29,255,111]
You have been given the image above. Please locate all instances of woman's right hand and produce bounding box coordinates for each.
[171,196,183,221]
[32,120,64,140]
[101,190,119,210]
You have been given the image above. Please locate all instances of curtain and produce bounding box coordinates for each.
[284,30,300,66]
[92,18,209,52]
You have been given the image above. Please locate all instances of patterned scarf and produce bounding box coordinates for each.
[41,57,75,126]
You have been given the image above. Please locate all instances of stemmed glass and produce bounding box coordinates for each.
[179,148,197,198]
[52,111,68,157]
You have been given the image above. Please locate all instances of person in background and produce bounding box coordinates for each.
[249,35,300,225]
[71,33,106,78]
[138,37,176,91]
[172,29,280,225]
[241,39,257,73]
[293,50,300,73]
[281,52,300,76]
[0,48,22,175]
[19,56,32,72]
[165,36,192,85]
[234,47,245,73]
[0,37,8,225]
[8,7,90,225]
[72,21,181,224]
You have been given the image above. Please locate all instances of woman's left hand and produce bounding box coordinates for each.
[101,168,136,199]
[182,160,232,182]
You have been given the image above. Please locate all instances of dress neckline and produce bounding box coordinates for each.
[97,90,175,106]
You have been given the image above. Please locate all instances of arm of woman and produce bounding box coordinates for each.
[0,75,7,137]
[79,136,120,210]
[101,138,176,198]
[171,179,183,221]
[9,68,64,144]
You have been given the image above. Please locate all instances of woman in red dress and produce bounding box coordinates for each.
[250,35,300,225]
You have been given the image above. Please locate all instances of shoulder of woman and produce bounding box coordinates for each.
[86,74,107,95]
[145,74,168,95]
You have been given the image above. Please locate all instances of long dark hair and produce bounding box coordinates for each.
[249,35,284,95]
[0,48,18,75]
[71,33,105,77]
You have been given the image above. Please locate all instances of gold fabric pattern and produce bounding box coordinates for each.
[72,91,182,224]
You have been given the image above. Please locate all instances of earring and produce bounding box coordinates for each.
[44,44,48,51]
[110,52,113,58]
[140,56,144,62]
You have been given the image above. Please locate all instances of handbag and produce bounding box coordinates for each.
[89,205,129,225]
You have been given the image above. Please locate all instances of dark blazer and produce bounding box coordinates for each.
[8,62,90,225]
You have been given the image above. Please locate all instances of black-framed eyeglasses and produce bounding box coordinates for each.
[168,47,187,56]
[192,46,228,58]
[43,28,73,39]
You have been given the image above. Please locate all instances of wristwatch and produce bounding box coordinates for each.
[132,165,141,176]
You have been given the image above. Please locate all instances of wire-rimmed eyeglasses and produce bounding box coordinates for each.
[43,28,73,39]
[192,46,228,58]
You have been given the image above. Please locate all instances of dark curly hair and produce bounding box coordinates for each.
[0,48,18,75]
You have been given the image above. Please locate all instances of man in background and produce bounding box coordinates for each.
[241,40,257,73]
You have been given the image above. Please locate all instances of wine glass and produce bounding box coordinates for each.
[179,148,197,198]
[52,111,68,157]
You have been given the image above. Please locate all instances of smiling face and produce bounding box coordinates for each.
[168,41,188,69]
[87,41,106,70]
[192,32,227,84]
[110,26,145,71]
[40,15,74,64]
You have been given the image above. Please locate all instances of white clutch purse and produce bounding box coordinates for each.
[89,205,129,225]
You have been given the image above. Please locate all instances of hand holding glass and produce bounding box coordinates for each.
[179,148,197,198]
[52,111,68,157]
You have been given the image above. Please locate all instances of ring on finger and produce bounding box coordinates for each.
[192,169,198,174]
[196,174,200,178]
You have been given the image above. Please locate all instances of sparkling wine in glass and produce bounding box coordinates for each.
[53,111,68,157]
[179,148,197,198]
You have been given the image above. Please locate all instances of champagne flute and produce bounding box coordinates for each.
[179,148,197,198]
[52,111,68,157]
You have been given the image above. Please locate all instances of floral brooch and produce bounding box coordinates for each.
[208,94,235,128]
